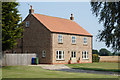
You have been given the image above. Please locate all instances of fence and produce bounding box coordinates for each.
[99,56,120,62]
[2,53,37,66]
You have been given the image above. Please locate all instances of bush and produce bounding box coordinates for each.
[92,54,100,62]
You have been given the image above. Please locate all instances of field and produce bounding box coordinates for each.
[2,65,118,78]
[66,62,120,72]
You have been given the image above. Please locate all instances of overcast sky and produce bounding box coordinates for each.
[18,2,112,52]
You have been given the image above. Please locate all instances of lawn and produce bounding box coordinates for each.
[66,62,120,72]
[2,66,118,78]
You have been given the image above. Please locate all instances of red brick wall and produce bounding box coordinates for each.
[13,14,53,64]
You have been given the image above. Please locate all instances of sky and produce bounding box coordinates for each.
[18,2,112,52]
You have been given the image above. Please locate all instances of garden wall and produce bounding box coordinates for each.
[99,56,120,62]
[2,53,37,66]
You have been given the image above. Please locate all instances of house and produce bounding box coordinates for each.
[13,6,93,64]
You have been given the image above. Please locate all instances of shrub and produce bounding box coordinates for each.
[92,54,100,62]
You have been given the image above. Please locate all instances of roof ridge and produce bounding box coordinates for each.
[33,13,74,22]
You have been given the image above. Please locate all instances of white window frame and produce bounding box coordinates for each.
[72,36,76,44]
[58,34,63,43]
[56,50,64,60]
[83,37,87,44]
[82,51,89,59]
[25,21,29,27]
[71,51,76,58]
[42,50,46,58]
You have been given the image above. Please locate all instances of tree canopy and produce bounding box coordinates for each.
[2,2,23,51]
[99,48,112,56]
[91,2,120,52]
[92,49,99,54]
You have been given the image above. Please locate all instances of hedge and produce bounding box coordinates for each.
[92,54,100,62]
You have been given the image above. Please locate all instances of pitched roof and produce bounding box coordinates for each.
[33,14,92,36]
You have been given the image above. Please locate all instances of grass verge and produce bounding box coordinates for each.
[66,62,120,72]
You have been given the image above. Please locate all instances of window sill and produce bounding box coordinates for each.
[72,43,76,45]
[82,58,89,60]
[56,59,65,61]
[58,42,63,44]
[25,26,29,28]
[83,43,87,46]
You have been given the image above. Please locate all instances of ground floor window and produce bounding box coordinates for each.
[42,50,46,58]
[56,51,64,60]
[82,51,89,59]
[71,51,76,58]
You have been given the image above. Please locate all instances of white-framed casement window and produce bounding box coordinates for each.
[71,51,76,58]
[82,51,89,59]
[42,50,46,58]
[58,34,63,43]
[83,37,87,44]
[72,36,76,44]
[25,21,29,27]
[56,50,64,60]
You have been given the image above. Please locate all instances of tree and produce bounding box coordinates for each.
[92,49,99,55]
[112,52,120,56]
[118,53,120,56]
[112,52,116,56]
[90,2,120,51]
[99,48,112,56]
[2,2,23,51]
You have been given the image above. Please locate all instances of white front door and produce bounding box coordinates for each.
[71,51,77,63]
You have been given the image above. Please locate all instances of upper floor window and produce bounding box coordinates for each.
[42,50,46,58]
[83,37,87,44]
[58,34,63,43]
[72,36,76,44]
[56,50,64,60]
[25,21,29,27]
[82,51,88,59]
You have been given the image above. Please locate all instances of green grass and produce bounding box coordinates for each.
[2,66,118,78]
[66,62,120,72]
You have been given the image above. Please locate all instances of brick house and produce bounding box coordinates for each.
[13,6,93,64]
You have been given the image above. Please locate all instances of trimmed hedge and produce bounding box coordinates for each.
[92,54,100,62]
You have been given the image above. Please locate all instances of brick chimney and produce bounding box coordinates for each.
[29,5,34,14]
[70,14,74,20]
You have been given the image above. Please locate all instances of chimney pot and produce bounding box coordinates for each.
[31,5,32,9]
[29,5,34,14]
[70,13,74,20]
